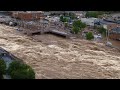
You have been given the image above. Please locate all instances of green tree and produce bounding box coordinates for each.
[0,59,6,75]
[85,11,104,18]
[86,32,94,40]
[8,61,35,79]
[72,20,86,34]
[73,20,86,28]
[60,16,69,22]
[60,16,64,22]
[63,18,69,22]
[72,26,80,34]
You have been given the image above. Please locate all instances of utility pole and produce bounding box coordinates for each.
[106,28,110,42]
[106,29,109,42]
[108,29,109,41]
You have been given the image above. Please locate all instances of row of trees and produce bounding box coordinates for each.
[85,11,104,18]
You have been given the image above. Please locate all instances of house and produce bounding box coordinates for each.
[45,16,60,22]
[76,13,84,19]
[94,19,120,30]
[110,13,120,21]
[75,12,85,19]
[109,27,120,40]
[11,11,45,21]
[81,18,98,26]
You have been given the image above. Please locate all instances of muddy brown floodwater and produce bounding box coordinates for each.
[0,24,120,79]
[110,39,120,48]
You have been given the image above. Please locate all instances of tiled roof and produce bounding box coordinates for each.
[111,27,120,33]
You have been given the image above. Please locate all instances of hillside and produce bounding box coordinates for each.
[0,24,120,79]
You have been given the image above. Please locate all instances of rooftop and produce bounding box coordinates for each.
[94,19,116,25]
[111,27,120,34]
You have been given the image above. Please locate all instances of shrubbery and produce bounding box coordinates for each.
[8,61,35,79]
[60,16,69,22]
[72,20,86,34]
[0,59,6,75]
[0,59,6,79]
[85,11,104,18]
[86,32,94,40]
[72,26,80,34]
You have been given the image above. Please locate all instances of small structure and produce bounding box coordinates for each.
[45,16,60,22]
[81,18,98,26]
[75,12,85,19]
[0,15,12,24]
[94,34,102,41]
[109,27,120,40]
[94,19,120,30]
[11,11,45,21]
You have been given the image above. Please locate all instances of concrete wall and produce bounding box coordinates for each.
[107,24,120,30]
[109,33,120,40]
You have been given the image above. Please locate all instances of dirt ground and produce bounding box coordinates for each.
[0,24,120,79]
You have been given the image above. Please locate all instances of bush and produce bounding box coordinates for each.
[86,32,94,40]
[73,20,86,28]
[72,20,86,34]
[0,59,6,75]
[8,61,35,79]
[60,16,64,22]
[85,11,104,18]
[60,16,69,22]
[72,26,80,34]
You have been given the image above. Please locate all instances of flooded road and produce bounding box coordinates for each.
[1,24,120,79]
[110,39,120,48]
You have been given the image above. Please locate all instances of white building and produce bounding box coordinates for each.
[81,18,98,26]
[45,16,60,22]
